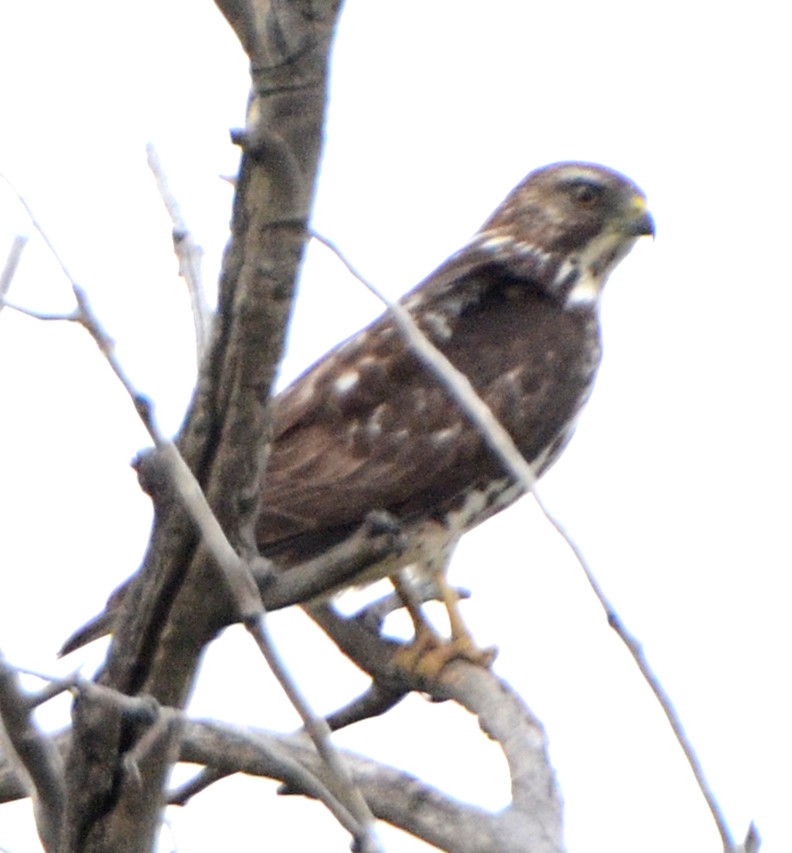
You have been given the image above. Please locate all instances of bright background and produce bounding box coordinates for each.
[1,2,790,851]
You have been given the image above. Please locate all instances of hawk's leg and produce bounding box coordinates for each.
[389,571,496,677]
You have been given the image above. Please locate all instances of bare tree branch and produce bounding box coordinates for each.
[0,667,382,851]
[0,172,76,286]
[244,612,381,851]
[311,232,745,851]
[181,709,552,852]
[0,653,64,852]
[0,665,381,851]
[323,682,408,733]
[305,605,564,852]
[0,235,27,311]
[606,609,741,852]
[3,203,379,852]
[167,766,231,806]
[58,511,405,657]
[57,3,348,849]
[740,824,761,853]
[255,511,406,609]
[2,4,742,851]
[146,144,210,362]
[0,205,266,633]
[178,703,560,853]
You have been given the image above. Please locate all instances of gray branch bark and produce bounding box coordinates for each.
[0,665,563,853]
[61,2,342,850]
[0,653,64,852]
[178,705,560,853]
[1,2,570,851]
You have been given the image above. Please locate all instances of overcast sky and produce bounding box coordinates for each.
[1,2,790,851]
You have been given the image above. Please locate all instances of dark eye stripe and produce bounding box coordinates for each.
[564,178,605,204]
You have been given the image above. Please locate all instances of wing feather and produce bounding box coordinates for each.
[257,254,599,560]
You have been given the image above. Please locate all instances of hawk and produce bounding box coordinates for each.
[62,162,653,666]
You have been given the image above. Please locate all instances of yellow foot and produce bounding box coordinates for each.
[392,629,497,680]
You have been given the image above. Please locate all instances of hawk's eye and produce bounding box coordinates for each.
[566,179,604,205]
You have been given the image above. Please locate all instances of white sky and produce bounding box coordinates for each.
[1,2,790,851]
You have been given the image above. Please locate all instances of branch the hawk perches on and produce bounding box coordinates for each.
[62,162,654,669]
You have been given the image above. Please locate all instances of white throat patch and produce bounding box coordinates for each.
[557,231,638,308]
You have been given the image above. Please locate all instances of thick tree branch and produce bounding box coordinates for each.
[0,654,64,852]
[58,511,405,658]
[177,709,559,853]
[61,3,344,851]
[306,605,564,852]
[0,679,555,853]
[312,232,751,852]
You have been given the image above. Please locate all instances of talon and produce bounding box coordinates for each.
[388,570,495,678]
[392,631,497,679]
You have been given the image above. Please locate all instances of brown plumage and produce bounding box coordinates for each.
[257,162,653,585]
[61,161,653,659]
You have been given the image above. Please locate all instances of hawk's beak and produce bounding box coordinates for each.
[623,196,655,238]
[627,210,655,238]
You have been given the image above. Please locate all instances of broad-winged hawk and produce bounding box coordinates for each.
[62,161,653,664]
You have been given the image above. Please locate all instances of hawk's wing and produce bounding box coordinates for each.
[257,247,599,560]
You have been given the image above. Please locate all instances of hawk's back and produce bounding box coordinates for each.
[256,161,652,586]
[257,267,600,566]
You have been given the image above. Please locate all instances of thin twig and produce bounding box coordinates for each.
[1,181,265,621]
[324,682,408,732]
[254,511,406,609]
[607,611,736,850]
[11,663,374,846]
[167,766,231,805]
[310,231,542,494]
[0,653,64,852]
[143,446,382,848]
[0,235,28,311]
[179,684,561,853]
[0,302,77,322]
[146,144,210,362]
[4,188,380,853]
[311,231,740,852]
[0,172,75,286]
[13,667,81,710]
[245,616,381,852]
[147,442,263,620]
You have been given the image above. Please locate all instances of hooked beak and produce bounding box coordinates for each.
[623,195,655,238]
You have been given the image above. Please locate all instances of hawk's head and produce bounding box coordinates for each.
[467,161,654,307]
